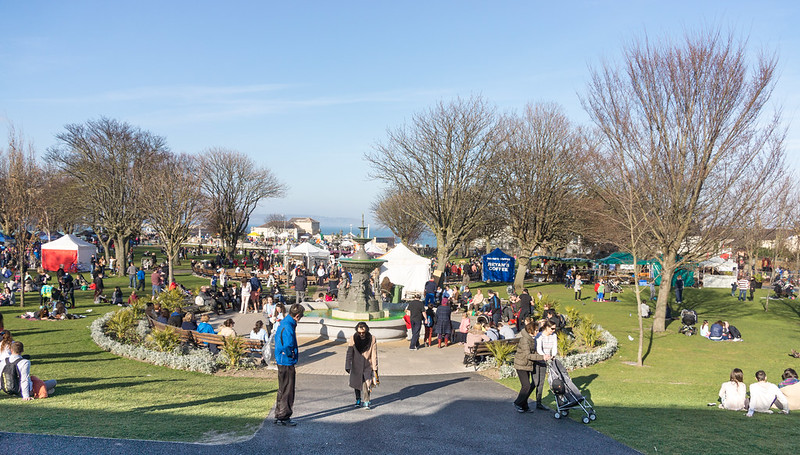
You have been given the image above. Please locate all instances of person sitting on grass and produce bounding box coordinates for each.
[779,368,800,411]
[708,320,726,341]
[718,368,748,410]
[699,320,710,338]
[112,286,124,306]
[747,370,789,416]
[4,341,56,400]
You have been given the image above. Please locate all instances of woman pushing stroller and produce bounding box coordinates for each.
[513,320,552,412]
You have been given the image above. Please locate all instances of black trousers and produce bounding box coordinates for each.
[410,320,422,349]
[275,365,296,420]
[514,369,535,409]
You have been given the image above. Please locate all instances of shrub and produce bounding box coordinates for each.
[129,297,147,319]
[155,288,187,312]
[221,335,248,369]
[564,306,581,327]
[574,314,601,351]
[105,309,137,342]
[485,340,516,368]
[560,328,618,371]
[557,330,577,356]
[533,295,559,317]
[147,326,181,352]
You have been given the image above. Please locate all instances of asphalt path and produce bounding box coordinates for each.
[0,372,639,455]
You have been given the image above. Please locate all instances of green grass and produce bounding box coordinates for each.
[0,272,276,442]
[498,283,800,454]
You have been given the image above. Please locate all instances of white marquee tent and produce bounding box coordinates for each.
[41,234,98,272]
[289,242,330,267]
[378,244,431,298]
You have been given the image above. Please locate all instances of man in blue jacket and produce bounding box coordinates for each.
[273,303,305,426]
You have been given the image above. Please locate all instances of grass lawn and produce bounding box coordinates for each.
[495,283,800,454]
[0,272,277,442]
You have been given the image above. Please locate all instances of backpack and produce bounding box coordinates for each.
[1,358,22,395]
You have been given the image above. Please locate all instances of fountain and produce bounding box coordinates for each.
[296,217,407,341]
[334,218,387,319]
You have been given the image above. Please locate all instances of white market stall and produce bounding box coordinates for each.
[699,257,739,288]
[378,244,431,298]
[289,242,330,268]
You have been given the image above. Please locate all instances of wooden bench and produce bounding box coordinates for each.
[146,316,265,353]
[467,338,520,370]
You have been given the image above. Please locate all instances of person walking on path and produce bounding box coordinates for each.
[293,268,308,304]
[434,299,452,348]
[274,303,305,426]
[345,322,379,409]
[513,321,551,412]
[405,297,425,350]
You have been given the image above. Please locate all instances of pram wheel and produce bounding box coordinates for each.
[589,413,596,421]
[553,412,561,419]
[560,409,569,417]
[582,416,590,424]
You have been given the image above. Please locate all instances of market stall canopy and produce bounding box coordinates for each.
[378,244,431,296]
[596,252,656,265]
[41,233,97,272]
[289,242,330,259]
[482,248,515,282]
[364,240,386,255]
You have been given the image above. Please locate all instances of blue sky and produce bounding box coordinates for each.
[1,1,798,230]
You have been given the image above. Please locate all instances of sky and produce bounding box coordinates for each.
[1,1,799,232]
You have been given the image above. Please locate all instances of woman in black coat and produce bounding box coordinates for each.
[434,301,452,348]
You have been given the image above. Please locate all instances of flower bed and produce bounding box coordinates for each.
[90,311,216,374]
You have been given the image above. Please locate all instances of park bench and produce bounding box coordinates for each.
[467,338,520,370]
[146,315,265,353]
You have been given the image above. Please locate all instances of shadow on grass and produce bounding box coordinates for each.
[59,378,183,395]
[131,391,272,412]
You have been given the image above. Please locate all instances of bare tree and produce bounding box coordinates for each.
[198,148,286,260]
[371,188,427,246]
[39,165,83,240]
[496,103,584,292]
[49,118,168,272]
[147,153,204,283]
[366,96,503,281]
[2,126,45,307]
[583,30,787,332]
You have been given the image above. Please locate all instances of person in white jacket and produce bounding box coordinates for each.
[747,370,789,416]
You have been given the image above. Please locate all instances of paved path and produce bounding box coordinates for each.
[0,310,639,454]
[1,372,639,454]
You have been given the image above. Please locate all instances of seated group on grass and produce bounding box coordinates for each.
[0,315,57,400]
[699,320,742,341]
[718,367,799,415]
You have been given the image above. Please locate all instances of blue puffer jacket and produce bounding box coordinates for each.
[274,316,298,366]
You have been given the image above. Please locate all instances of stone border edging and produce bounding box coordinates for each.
[560,328,618,371]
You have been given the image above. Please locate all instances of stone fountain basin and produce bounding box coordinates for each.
[298,302,407,342]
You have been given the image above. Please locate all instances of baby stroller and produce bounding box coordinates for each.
[678,309,697,336]
[547,358,596,424]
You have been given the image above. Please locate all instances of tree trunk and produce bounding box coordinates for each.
[166,249,175,285]
[513,255,529,294]
[18,249,25,308]
[115,234,129,277]
[653,255,676,332]
[98,237,112,269]
[433,240,450,286]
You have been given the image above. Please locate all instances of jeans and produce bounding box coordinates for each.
[425,293,435,306]
[738,289,747,301]
[152,284,162,297]
[129,274,135,288]
[676,288,683,303]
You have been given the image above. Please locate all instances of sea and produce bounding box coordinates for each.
[320,225,436,247]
